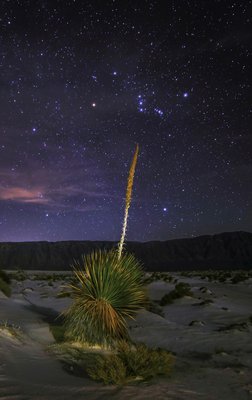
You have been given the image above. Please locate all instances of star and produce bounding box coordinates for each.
[154,108,164,117]
[92,103,96,107]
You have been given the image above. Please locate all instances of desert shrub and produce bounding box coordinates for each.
[159,282,192,306]
[175,282,192,296]
[159,290,180,305]
[86,341,174,384]
[231,272,248,284]
[63,250,146,347]
[145,300,164,317]
[218,321,249,332]
[50,323,66,343]
[86,354,128,385]
[117,341,174,380]
[0,277,11,297]
[144,272,174,284]
[0,270,11,284]
[10,269,27,281]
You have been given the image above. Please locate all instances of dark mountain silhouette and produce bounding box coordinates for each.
[0,231,251,271]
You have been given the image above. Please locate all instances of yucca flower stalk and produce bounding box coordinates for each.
[118,144,139,260]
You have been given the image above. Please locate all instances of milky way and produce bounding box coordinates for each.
[0,0,251,242]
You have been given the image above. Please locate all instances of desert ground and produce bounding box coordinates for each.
[0,270,252,400]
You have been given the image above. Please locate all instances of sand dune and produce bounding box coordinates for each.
[0,272,251,399]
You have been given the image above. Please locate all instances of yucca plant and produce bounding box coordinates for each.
[63,145,145,348]
[63,250,146,347]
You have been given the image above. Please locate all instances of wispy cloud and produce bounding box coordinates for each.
[0,186,49,204]
[0,165,111,211]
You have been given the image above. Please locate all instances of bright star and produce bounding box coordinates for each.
[92,102,96,107]
[183,92,188,98]
[112,71,117,76]
[163,207,167,212]
[154,108,164,116]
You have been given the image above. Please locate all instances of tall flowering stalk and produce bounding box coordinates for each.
[118,144,139,260]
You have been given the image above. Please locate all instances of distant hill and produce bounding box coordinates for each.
[0,231,251,271]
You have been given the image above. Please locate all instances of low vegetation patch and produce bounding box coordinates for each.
[0,270,11,284]
[0,277,11,297]
[143,272,175,284]
[218,320,252,332]
[180,270,252,283]
[50,323,66,343]
[31,273,72,282]
[159,282,193,306]
[0,320,22,338]
[87,341,174,384]
[9,269,28,281]
[145,300,165,317]
[50,340,174,385]
[231,272,249,284]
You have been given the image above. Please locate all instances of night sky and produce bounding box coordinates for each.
[0,1,251,242]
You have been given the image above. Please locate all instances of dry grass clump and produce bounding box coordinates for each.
[0,320,22,338]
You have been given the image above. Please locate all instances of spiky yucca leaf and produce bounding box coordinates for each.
[63,249,146,347]
[118,144,139,260]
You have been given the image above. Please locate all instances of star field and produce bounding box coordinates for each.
[0,0,251,242]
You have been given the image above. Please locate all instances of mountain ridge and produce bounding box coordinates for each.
[0,231,251,271]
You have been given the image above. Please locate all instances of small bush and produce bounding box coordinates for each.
[10,269,27,281]
[159,291,179,305]
[145,300,165,317]
[117,341,174,380]
[175,282,193,296]
[231,272,248,284]
[0,270,11,284]
[159,282,192,306]
[0,277,11,297]
[86,341,174,384]
[86,354,128,385]
[144,272,174,284]
[50,323,66,343]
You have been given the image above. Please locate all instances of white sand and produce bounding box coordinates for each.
[0,272,251,399]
